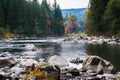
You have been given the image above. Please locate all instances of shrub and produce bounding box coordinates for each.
[0,27,5,38]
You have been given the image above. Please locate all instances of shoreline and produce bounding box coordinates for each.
[0,55,120,80]
[0,36,120,79]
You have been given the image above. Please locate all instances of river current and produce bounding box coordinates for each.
[0,38,120,70]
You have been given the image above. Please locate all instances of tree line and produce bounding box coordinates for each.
[0,0,64,37]
[85,0,120,37]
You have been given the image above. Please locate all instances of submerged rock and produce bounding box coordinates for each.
[48,55,69,68]
[82,56,115,74]
[69,58,83,64]
[25,44,37,51]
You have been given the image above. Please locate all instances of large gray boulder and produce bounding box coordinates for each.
[48,55,69,68]
[82,56,115,74]
[20,59,38,67]
[0,57,16,68]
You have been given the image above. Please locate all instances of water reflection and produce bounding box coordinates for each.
[85,44,120,71]
[36,42,61,60]
[60,42,86,59]
[0,39,120,71]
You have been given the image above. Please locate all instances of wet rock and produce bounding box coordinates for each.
[48,55,69,68]
[0,74,12,80]
[10,67,25,75]
[82,56,115,74]
[25,44,37,51]
[103,74,115,80]
[74,76,82,80]
[0,57,16,68]
[60,73,74,80]
[115,72,120,80]
[21,59,38,67]
[86,76,101,80]
[69,58,83,64]
[86,70,97,76]
[60,67,80,80]
[63,37,73,41]
[67,67,80,77]
[40,65,60,80]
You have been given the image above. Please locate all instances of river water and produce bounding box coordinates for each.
[0,38,120,70]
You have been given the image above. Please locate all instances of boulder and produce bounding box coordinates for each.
[67,68,80,77]
[40,65,60,80]
[0,57,16,68]
[0,74,12,80]
[48,55,69,68]
[25,44,37,51]
[82,56,115,74]
[21,59,38,67]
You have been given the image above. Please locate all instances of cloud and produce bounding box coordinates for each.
[38,0,89,9]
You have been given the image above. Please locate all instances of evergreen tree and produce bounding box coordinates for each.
[0,1,4,27]
[52,0,64,35]
[40,0,53,35]
[0,0,64,37]
[85,0,109,35]
[7,0,19,32]
[1,0,10,28]
[103,0,120,35]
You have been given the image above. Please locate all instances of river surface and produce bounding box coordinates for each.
[0,38,120,70]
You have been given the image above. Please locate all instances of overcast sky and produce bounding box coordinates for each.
[38,0,89,9]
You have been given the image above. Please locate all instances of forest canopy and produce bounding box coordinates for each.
[85,0,120,37]
[0,0,64,37]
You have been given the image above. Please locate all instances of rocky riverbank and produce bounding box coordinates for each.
[0,36,120,80]
[63,36,120,45]
[1,36,120,45]
[0,55,120,80]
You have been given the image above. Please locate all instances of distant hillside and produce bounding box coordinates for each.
[62,8,88,32]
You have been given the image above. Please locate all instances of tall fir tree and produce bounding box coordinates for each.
[0,0,64,37]
[85,0,109,35]
[103,0,120,35]
[1,0,10,29]
[0,1,4,27]
[52,0,64,35]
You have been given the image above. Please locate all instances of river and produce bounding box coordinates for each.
[0,38,120,70]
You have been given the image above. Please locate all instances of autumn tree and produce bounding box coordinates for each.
[64,14,80,34]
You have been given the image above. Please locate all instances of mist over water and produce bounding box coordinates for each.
[0,38,120,70]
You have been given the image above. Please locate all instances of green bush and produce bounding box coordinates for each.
[0,27,5,38]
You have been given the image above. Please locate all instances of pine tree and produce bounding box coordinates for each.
[103,0,120,35]
[52,0,64,35]
[0,1,4,27]
[40,0,52,35]
[0,0,64,37]
[1,0,10,29]
[85,0,109,35]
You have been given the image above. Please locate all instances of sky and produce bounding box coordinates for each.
[38,0,89,9]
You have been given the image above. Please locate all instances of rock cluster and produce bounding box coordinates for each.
[81,56,115,74]
[61,56,119,80]
[0,55,120,80]
[63,36,120,45]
